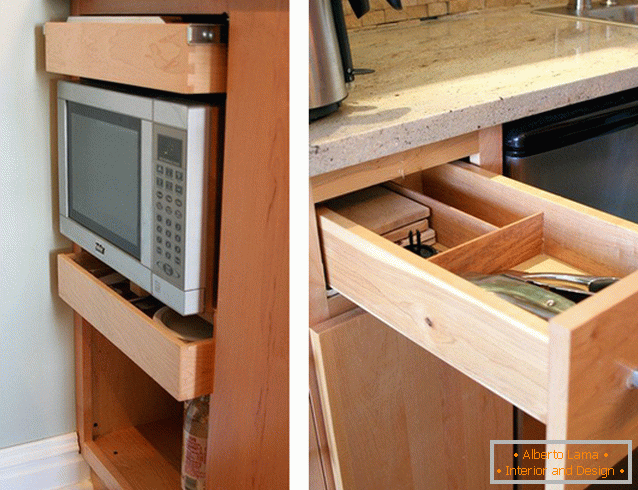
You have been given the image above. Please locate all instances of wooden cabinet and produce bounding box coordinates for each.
[310,127,638,489]
[44,21,227,93]
[49,1,289,489]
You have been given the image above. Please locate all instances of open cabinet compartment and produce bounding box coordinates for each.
[316,162,638,488]
[81,323,184,490]
[58,251,215,402]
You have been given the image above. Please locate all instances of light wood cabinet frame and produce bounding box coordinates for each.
[52,1,290,489]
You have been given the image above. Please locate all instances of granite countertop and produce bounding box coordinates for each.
[309,5,638,176]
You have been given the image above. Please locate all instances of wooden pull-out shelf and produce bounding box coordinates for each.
[58,252,214,401]
[315,162,638,488]
[44,21,227,94]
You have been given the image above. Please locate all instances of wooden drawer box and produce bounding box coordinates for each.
[58,252,215,401]
[44,20,227,94]
[316,162,638,488]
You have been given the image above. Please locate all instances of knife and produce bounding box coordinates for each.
[503,270,619,296]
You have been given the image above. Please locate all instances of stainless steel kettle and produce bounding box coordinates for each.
[309,0,401,121]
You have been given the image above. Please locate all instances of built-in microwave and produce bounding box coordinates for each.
[58,80,216,315]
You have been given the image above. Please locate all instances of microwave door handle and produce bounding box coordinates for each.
[140,121,153,269]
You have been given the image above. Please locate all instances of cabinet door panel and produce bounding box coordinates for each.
[311,308,513,490]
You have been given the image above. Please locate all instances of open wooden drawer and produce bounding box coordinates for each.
[316,162,638,488]
[58,251,214,401]
[44,19,227,93]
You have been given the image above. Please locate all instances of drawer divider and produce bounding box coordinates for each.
[429,212,544,275]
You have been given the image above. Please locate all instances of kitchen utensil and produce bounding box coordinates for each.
[503,270,619,297]
[464,273,575,320]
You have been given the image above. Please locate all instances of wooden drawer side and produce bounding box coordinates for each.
[58,252,214,401]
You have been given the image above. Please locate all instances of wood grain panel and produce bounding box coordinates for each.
[325,185,430,235]
[45,22,227,93]
[311,309,514,490]
[383,181,498,248]
[317,207,550,421]
[429,213,544,275]
[58,253,215,401]
[546,270,638,489]
[71,0,229,15]
[206,5,289,489]
[423,163,638,277]
[311,131,479,203]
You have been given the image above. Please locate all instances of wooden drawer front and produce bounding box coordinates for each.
[45,21,227,94]
[58,252,214,401]
[316,162,638,482]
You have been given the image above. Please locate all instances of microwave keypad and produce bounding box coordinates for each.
[152,162,185,288]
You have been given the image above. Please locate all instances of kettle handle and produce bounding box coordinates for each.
[330,0,355,82]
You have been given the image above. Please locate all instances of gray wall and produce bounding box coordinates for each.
[0,0,74,449]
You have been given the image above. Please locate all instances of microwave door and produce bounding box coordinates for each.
[59,99,153,289]
[66,102,142,258]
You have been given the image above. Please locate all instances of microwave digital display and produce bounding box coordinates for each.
[157,134,183,167]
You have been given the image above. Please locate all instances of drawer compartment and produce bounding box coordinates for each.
[58,252,214,401]
[44,20,227,94]
[316,163,638,487]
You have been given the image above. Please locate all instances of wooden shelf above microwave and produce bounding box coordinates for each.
[44,20,227,94]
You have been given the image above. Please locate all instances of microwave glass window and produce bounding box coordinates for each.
[157,134,183,167]
[67,102,141,259]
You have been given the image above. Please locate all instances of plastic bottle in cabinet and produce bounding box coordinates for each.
[182,395,210,490]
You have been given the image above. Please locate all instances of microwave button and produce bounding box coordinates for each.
[175,185,183,195]
[175,246,181,254]
[175,199,182,207]
[165,168,173,178]
[156,236,162,244]
[165,218,172,227]
[175,256,181,265]
[165,251,171,260]
[175,223,182,231]
[175,234,181,243]
[156,177,163,187]
[156,246,162,254]
[175,210,182,219]
[165,182,173,192]
[156,191,163,199]
[156,214,162,222]
[163,263,174,276]
[165,241,171,249]
[165,206,172,215]
[176,171,183,181]
[165,230,172,238]
[156,202,163,210]
[166,195,173,203]
[157,165,164,174]
[156,225,162,233]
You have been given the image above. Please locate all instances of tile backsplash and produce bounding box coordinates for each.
[343,0,524,28]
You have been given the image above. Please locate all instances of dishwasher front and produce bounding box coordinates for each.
[504,87,638,224]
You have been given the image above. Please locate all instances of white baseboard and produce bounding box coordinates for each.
[0,433,92,490]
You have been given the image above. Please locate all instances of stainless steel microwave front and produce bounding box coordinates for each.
[57,80,210,315]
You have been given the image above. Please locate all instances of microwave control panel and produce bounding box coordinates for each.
[152,129,187,289]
